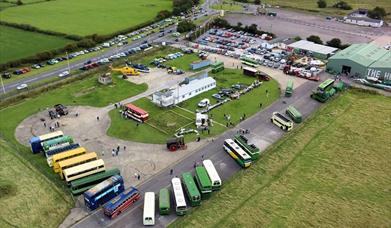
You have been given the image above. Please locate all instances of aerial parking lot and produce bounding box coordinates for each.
[0,0,390,227]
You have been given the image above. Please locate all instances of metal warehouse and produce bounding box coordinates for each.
[327,43,391,84]
[287,40,338,59]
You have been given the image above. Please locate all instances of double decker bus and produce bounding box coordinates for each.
[143,192,155,226]
[182,172,201,206]
[46,143,81,167]
[58,152,98,179]
[70,168,121,195]
[233,134,260,161]
[271,112,293,131]
[223,139,252,168]
[63,159,105,183]
[123,103,149,123]
[84,175,124,210]
[159,188,171,215]
[202,160,222,190]
[171,177,187,215]
[30,131,63,154]
[103,187,141,219]
[194,166,212,199]
[286,105,302,123]
[52,147,87,173]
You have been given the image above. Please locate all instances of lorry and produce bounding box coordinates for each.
[166,137,187,151]
[243,67,270,81]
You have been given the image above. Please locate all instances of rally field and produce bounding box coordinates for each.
[107,69,280,144]
[171,89,391,227]
[0,25,72,63]
[0,139,72,228]
[0,0,172,36]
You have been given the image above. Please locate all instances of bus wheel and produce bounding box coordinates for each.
[270,119,273,122]
[280,126,284,130]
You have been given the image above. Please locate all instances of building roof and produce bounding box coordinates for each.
[288,40,338,55]
[369,51,391,69]
[329,43,389,67]
[345,15,383,23]
[177,76,216,97]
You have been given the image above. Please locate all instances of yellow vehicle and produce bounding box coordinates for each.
[110,66,140,76]
[52,147,87,173]
[63,159,105,183]
[58,152,98,179]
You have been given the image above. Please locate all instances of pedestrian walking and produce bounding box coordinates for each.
[97,116,100,121]
[117,145,120,151]
[137,174,141,180]
[134,173,138,179]
[201,155,204,159]
[123,145,126,150]
[259,103,263,108]
[101,151,105,156]
[226,122,229,127]
[114,103,118,109]
[136,123,139,127]
[207,129,210,134]
[43,122,46,128]
[170,169,173,175]
[112,149,115,157]
[193,162,197,168]
[197,136,201,142]
[116,149,119,156]
[75,112,79,117]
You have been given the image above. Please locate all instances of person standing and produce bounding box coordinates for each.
[112,149,115,157]
[97,116,100,121]
[137,174,141,180]
[170,169,173,175]
[101,151,105,156]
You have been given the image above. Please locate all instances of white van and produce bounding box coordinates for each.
[198,98,210,108]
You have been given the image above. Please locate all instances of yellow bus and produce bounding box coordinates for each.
[63,159,105,183]
[52,147,87,173]
[58,152,98,179]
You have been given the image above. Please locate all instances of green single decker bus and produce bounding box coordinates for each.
[159,188,171,215]
[286,105,302,123]
[285,80,294,97]
[311,79,336,102]
[233,134,260,161]
[194,167,212,199]
[211,61,224,73]
[182,172,201,206]
[69,168,120,195]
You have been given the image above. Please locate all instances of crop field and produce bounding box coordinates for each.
[171,89,391,227]
[107,69,280,144]
[0,25,72,63]
[0,0,172,36]
[0,139,72,227]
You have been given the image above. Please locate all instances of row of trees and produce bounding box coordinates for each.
[306,35,350,49]
[173,0,199,15]
[317,1,387,20]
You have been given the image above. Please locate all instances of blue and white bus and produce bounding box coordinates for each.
[83,175,125,210]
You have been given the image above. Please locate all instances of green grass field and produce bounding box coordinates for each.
[0,139,72,228]
[107,69,280,144]
[0,0,172,36]
[0,25,72,63]
[171,89,391,227]
[212,2,243,11]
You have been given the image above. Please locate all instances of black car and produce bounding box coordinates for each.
[1,72,11,79]
[54,104,68,116]
[48,110,57,119]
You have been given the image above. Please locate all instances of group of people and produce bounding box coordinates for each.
[101,145,126,157]
[44,121,60,132]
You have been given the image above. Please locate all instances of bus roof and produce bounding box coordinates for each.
[318,79,335,90]
[38,131,63,142]
[52,147,87,162]
[143,192,155,217]
[58,152,97,168]
[224,139,252,160]
[243,66,257,73]
[105,187,139,210]
[125,103,148,115]
[171,178,186,207]
[287,106,302,117]
[70,168,120,187]
[42,135,73,148]
[202,160,221,183]
[159,188,170,208]
[182,172,201,196]
[63,159,105,180]
[287,80,294,88]
[195,167,212,187]
[84,174,121,197]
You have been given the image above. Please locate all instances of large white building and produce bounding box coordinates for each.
[152,73,216,107]
[343,9,384,28]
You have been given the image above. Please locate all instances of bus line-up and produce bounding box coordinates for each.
[70,168,120,195]
[182,172,201,206]
[202,159,222,190]
[159,188,171,215]
[30,130,63,154]
[171,177,187,215]
[195,166,212,199]
[223,139,252,168]
[52,147,87,173]
[84,175,124,210]
[58,152,98,179]
[63,159,105,183]
[104,187,141,219]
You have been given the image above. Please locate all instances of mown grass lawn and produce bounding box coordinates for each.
[0,0,172,36]
[0,25,72,63]
[170,89,391,227]
[0,139,72,228]
[107,69,280,144]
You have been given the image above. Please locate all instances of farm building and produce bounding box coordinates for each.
[327,43,391,84]
[287,40,338,59]
[152,73,216,107]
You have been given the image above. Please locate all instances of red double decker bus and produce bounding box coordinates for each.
[123,103,149,122]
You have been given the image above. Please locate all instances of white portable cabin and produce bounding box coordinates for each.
[143,192,155,226]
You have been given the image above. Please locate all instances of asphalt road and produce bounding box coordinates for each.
[73,75,324,228]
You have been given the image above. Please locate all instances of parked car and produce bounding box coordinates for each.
[212,94,224,100]
[58,71,70,77]
[198,98,210,108]
[1,72,11,79]
[16,84,28,90]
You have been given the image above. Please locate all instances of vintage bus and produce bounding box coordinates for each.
[285,80,294,97]
[242,61,257,68]
[271,112,293,131]
[143,192,155,226]
[70,168,121,195]
[103,187,141,219]
[30,131,64,154]
[83,174,124,210]
[52,147,87,173]
[182,172,201,206]
[159,188,171,215]
[202,160,222,191]
[233,134,260,161]
[223,139,252,168]
[286,105,302,123]
[58,152,98,179]
[171,177,187,216]
[46,143,81,167]
[42,135,74,154]
[194,166,212,199]
[63,159,105,183]
[123,103,149,123]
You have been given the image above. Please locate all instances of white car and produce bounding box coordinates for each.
[198,98,210,108]
[16,84,28,90]
[58,71,70,77]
